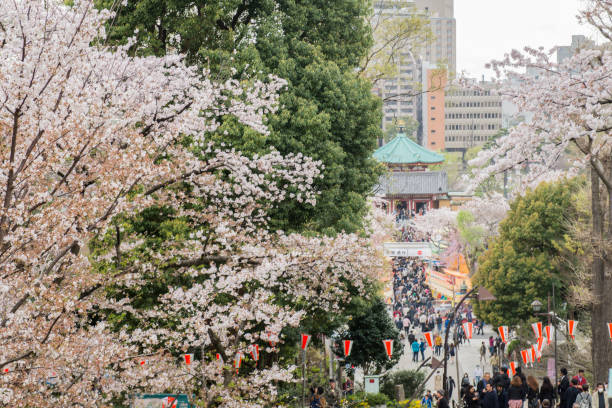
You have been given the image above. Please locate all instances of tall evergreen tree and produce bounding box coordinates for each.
[473,180,579,327]
[98,0,383,234]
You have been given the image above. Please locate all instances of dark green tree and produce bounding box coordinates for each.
[96,0,383,234]
[473,180,579,327]
[334,297,403,374]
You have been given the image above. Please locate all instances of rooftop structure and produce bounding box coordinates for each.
[374,129,448,215]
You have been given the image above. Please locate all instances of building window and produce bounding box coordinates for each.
[431,130,436,133]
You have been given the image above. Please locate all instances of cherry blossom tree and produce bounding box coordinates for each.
[468,0,612,382]
[0,1,382,406]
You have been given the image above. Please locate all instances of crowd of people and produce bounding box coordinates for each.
[392,256,484,365]
[451,365,609,408]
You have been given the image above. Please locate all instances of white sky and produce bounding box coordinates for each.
[455,0,599,79]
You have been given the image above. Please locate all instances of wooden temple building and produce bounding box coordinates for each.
[373,127,448,215]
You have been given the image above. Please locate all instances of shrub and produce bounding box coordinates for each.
[366,393,390,406]
[381,370,425,401]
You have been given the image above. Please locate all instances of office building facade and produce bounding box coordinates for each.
[372,0,456,133]
[444,82,502,151]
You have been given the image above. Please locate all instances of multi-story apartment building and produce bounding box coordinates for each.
[372,0,456,134]
[444,82,503,151]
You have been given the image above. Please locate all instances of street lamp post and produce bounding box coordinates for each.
[531,281,558,388]
[442,286,496,401]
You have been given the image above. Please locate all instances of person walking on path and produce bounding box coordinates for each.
[575,384,592,408]
[480,341,488,363]
[496,384,509,408]
[539,377,556,406]
[527,376,540,408]
[559,368,571,408]
[572,370,588,388]
[507,376,526,408]
[563,379,582,408]
[420,338,427,361]
[474,365,483,387]
[412,339,420,362]
[463,386,481,408]
[592,383,608,408]
[482,383,500,408]
[436,390,450,408]
[435,334,443,356]
[449,343,456,363]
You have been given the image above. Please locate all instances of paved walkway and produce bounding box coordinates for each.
[395,324,498,403]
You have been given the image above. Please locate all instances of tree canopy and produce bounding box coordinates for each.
[98,0,384,234]
[473,180,579,327]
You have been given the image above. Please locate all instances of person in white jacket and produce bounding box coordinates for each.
[592,383,608,408]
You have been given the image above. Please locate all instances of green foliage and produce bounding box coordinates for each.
[473,180,580,327]
[334,297,403,374]
[366,393,390,406]
[381,370,425,401]
[98,0,383,234]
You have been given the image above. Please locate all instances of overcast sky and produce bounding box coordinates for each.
[455,0,599,79]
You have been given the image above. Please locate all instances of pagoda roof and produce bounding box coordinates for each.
[373,133,444,165]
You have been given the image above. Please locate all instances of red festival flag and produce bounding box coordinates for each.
[383,339,394,359]
[184,353,193,365]
[537,336,544,352]
[498,326,509,343]
[608,322,612,342]
[530,345,536,363]
[532,322,543,339]
[249,345,260,362]
[520,349,529,365]
[234,352,243,372]
[545,325,552,345]
[568,320,577,340]
[509,361,517,376]
[343,340,354,357]
[463,322,473,339]
[424,332,434,348]
[300,333,312,350]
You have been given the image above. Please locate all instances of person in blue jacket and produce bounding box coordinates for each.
[411,340,420,362]
[419,338,427,361]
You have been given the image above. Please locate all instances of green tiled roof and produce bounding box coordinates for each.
[373,133,444,165]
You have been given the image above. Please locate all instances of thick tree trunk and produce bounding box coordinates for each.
[590,166,612,383]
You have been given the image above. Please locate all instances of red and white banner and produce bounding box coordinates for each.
[545,325,552,345]
[162,396,177,408]
[536,348,542,362]
[530,345,536,363]
[383,339,394,359]
[343,340,353,357]
[462,322,473,339]
[498,326,509,343]
[234,352,243,372]
[300,333,311,350]
[568,320,577,340]
[183,353,194,365]
[608,322,612,342]
[424,332,434,348]
[509,361,517,376]
[249,345,260,362]
[520,349,528,365]
[532,322,543,339]
[537,336,544,352]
